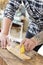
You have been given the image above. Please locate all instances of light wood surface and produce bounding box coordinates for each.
[7,44,31,61]
[0,29,43,65]
[0,46,43,65]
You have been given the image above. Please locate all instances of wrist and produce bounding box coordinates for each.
[1,29,9,35]
[31,38,39,46]
[1,31,8,36]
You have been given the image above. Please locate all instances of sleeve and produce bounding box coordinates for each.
[24,0,41,38]
[25,22,41,38]
[25,30,34,38]
[4,0,20,21]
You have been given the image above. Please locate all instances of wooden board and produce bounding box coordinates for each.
[7,45,31,61]
[0,56,7,65]
[0,47,43,65]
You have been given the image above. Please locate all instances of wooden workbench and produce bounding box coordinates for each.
[0,47,43,65]
[0,28,43,65]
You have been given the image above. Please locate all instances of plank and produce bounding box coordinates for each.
[0,47,43,65]
[0,56,7,65]
[0,56,3,65]
[7,45,31,61]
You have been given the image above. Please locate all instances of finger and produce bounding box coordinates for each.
[7,38,11,46]
[24,39,31,51]
[24,41,29,51]
[29,44,36,51]
[0,41,1,47]
[28,42,34,51]
[3,39,7,48]
[0,37,1,47]
[1,39,4,48]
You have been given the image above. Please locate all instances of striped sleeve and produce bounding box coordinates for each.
[4,0,20,21]
[24,0,43,35]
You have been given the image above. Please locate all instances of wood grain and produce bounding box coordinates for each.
[7,45,31,61]
[0,47,43,65]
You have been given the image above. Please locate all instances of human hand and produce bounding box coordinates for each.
[0,33,10,48]
[20,38,38,51]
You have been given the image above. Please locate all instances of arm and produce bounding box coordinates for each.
[0,0,20,48]
[20,31,43,51]
[31,31,43,45]
[1,0,20,35]
[1,17,12,35]
[20,0,43,51]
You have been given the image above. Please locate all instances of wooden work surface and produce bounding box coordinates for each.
[0,29,43,65]
[0,47,43,65]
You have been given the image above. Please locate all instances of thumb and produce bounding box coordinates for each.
[20,38,26,47]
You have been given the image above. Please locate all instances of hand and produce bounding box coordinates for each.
[0,33,10,48]
[20,38,38,51]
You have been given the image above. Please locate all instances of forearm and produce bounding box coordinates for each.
[1,17,12,35]
[32,31,43,45]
